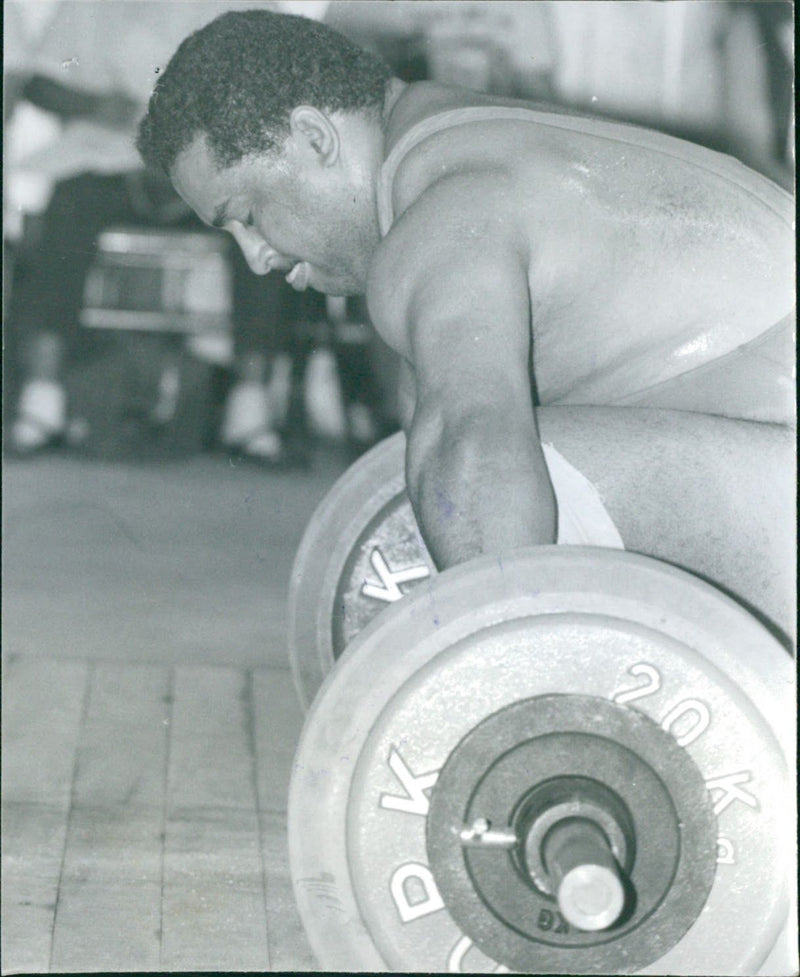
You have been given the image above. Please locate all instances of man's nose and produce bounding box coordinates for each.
[228,222,274,275]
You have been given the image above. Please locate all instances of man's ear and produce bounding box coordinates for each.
[289,106,339,166]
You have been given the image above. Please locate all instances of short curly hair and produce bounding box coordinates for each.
[137,9,392,173]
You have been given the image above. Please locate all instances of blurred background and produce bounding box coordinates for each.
[2,0,794,466]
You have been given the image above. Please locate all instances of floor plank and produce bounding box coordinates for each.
[1,803,68,975]
[161,665,270,970]
[161,808,269,972]
[252,668,306,815]
[50,663,169,971]
[51,829,164,971]
[72,665,170,809]
[1,658,88,972]
[1,658,89,808]
[253,669,318,970]
[2,451,348,973]
[260,809,319,973]
[167,667,257,813]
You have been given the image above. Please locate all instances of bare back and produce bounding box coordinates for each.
[376,83,794,419]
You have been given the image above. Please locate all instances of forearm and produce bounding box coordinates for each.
[407,414,557,569]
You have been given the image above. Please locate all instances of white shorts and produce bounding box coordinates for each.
[542,442,625,549]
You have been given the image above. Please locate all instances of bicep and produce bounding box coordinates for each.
[409,260,532,426]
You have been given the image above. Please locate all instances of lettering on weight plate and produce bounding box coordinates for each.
[448,935,510,973]
[379,747,439,816]
[390,862,444,922]
[705,771,759,816]
[361,548,430,602]
[612,665,712,748]
[660,697,711,747]
[716,837,736,864]
[611,662,661,704]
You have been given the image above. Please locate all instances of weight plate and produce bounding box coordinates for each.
[288,432,433,709]
[288,547,794,974]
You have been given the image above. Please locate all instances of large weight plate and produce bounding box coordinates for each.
[288,547,795,974]
[288,432,433,709]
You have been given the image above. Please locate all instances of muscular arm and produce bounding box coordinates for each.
[368,175,556,569]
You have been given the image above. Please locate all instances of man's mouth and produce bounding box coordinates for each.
[285,261,310,291]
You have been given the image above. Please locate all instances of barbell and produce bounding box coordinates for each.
[285,437,796,973]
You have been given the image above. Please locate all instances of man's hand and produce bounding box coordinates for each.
[404,391,557,569]
[368,172,557,569]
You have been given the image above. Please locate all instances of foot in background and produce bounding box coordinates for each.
[220,358,309,469]
[11,377,67,453]
[9,332,80,454]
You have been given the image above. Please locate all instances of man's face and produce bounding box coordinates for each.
[170,132,376,295]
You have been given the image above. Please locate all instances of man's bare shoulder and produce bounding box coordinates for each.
[367,169,531,356]
[382,84,586,233]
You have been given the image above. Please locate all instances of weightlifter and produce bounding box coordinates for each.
[137,10,795,641]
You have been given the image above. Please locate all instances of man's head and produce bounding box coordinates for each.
[137,10,394,294]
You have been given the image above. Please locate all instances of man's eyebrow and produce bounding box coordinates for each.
[212,201,230,228]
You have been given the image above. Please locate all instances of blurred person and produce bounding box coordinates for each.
[5,0,190,451]
[223,267,330,466]
[4,0,322,461]
[3,1,61,325]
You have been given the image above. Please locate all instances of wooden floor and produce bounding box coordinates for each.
[2,448,350,973]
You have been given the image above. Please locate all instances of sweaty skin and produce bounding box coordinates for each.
[170,78,794,575]
[365,82,794,569]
